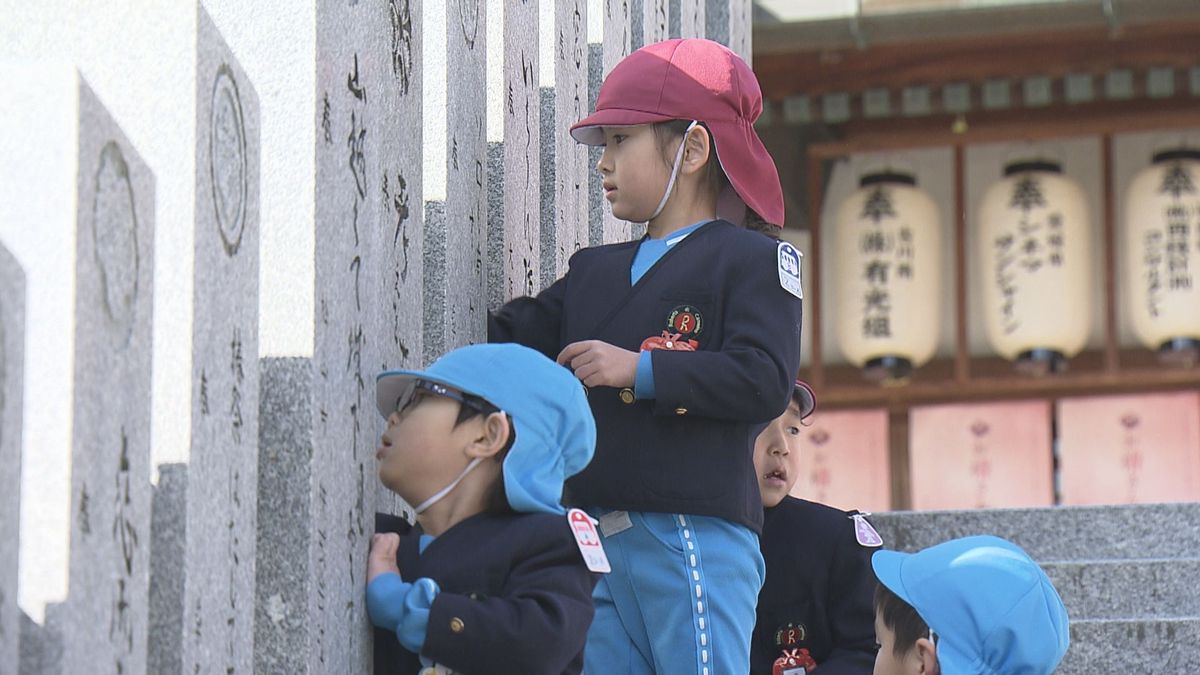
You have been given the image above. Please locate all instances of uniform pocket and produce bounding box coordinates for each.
[638,511,686,555]
[655,292,714,346]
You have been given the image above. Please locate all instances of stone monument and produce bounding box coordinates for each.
[63,78,156,675]
[0,242,24,675]
[180,8,262,673]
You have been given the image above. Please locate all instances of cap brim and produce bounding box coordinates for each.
[376,370,421,418]
[375,368,484,419]
[871,549,915,605]
[569,107,679,145]
[792,381,816,419]
[706,118,785,226]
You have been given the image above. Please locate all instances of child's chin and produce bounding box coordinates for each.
[377,471,407,496]
[610,206,641,222]
[761,486,788,507]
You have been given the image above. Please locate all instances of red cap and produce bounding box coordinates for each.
[570,38,784,227]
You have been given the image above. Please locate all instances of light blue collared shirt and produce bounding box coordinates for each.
[631,220,710,399]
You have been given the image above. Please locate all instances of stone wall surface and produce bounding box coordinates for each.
[0,243,24,675]
[3,3,754,672]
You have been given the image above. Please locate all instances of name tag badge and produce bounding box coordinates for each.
[777,241,804,299]
[569,508,612,574]
[851,513,884,548]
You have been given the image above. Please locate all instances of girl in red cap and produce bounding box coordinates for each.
[490,37,803,674]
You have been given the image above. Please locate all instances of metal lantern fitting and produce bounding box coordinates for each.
[1123,149,1200,367]
[978,160,1092,375]
[834,171,942,382]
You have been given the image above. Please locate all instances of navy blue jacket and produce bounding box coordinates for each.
[751,497,877,675]
[489,221,803,532]
[374,512,597,675]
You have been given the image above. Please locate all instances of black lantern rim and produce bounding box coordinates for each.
[1158,337,1200,367]
[1015,348,1067,375]
[1151,149,1200,164]
[1003,160,1062,177]
[860,171,917,188]
[863,355,914,383]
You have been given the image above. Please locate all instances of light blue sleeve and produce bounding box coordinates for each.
[634,350,656,399]
[366,573,441,654]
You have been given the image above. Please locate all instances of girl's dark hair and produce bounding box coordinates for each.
[651,120,779,233]
[743,210,777,237]
[874,582,930,656]
[452,392,517,514]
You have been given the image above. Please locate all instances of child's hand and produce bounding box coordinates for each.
[367,533,401,583]
[557,340,638,388]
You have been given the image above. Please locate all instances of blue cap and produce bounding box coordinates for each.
[375,343,596,515]
[872,535,1070,675]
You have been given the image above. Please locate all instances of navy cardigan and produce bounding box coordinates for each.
[751,497,878,675]
[489,221,804,532]
[374,512,598,675]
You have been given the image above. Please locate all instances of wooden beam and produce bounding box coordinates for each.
[806,153,826,389]
[953,144,969,383]
[1101,135,1120,374]
[888,407,911,511]
[755,19,1200,100]
[807,96,1200,159]
[813,354,1200,408]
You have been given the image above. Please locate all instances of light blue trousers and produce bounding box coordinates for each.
[583,510,765,675]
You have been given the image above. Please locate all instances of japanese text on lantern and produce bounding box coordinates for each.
[858,186,916,339]
[1145,161,1198,316]
[993,175,1063,335]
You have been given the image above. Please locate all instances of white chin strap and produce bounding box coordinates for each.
[413,457,486,515]
[647,120,699,222]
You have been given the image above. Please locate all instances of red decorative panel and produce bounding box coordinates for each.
[1059,391,1200,505]
[909,400,1054,510]
[790,409,891,513]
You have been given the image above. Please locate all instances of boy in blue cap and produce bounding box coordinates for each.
[870,535,1070,675]
[366,343,603,674]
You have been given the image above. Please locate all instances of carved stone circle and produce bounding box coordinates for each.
[210,64,248,256]
[92,141,140,343]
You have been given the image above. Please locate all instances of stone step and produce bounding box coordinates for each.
[1043,559,1200,620]
[1058,618,1200,674]
[869,503,1200,561]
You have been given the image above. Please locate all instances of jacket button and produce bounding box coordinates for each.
[449,617,465,633]
[618,388,635,404]
[675,407,687,416]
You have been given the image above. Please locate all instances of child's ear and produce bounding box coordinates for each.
[913,637,939,675]
[680,125,712,176]
[467,412,510,459]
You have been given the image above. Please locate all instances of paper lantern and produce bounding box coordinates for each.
[833,172,942,381]
[977,160,1091,374]
[1122,149,1200,366]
